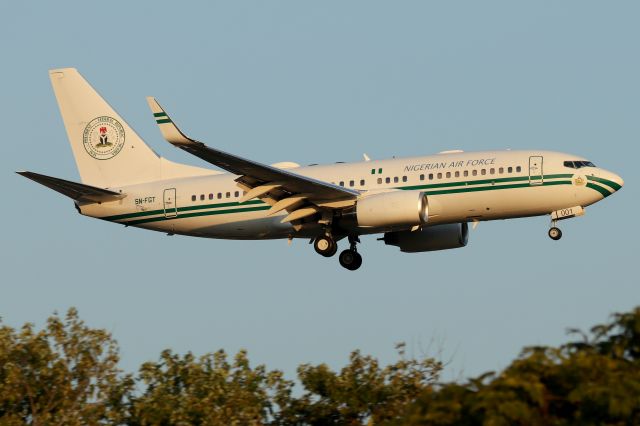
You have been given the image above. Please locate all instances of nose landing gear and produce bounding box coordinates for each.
[548,226,562,240]
[548,219,562,241]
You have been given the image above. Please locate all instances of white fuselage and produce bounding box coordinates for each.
[78,150,621,239]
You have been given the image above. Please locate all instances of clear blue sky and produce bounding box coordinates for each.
[1,1,637,380]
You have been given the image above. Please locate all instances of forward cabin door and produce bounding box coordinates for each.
[529,156,543,185]
[163,188,178,218]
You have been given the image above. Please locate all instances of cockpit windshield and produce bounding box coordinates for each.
[564,160,596,169]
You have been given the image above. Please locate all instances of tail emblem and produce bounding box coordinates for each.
[82,116,126,160]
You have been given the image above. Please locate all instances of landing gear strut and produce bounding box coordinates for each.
[339,235,362,271]
[548,220,562,241]
[314,235,338,257]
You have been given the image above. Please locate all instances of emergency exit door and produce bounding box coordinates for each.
[529,156,543,185]
[163,188,178,218]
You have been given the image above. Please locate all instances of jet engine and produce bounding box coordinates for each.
[355,190,428,228]
[382,223,469,252]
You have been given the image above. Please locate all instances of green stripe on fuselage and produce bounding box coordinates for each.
[102,199,264,221]
[101,173,580,226]
[586,182,611,198]
[587,176,621,192]
[126,205,271,226]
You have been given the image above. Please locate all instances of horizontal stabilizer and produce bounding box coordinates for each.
[17,171,126,203]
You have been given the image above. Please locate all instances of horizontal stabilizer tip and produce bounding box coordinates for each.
[17,171,126,203]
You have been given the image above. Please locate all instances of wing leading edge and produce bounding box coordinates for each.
[147,97,358,223]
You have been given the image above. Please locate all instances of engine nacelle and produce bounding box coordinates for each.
[383,223,469,253]
[356,190,428,228]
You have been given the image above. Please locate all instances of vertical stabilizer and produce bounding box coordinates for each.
[49,68,161,187]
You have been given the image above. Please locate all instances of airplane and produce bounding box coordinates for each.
[18,68,624,270]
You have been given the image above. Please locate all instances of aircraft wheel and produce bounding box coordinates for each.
[548,227,562,241]
[314,235,337,257]
[339,249,362,271]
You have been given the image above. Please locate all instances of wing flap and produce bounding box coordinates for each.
[17,171,126,203]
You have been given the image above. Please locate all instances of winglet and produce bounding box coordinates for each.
[146,97,196,146]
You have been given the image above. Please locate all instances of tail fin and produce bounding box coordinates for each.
[49,68,161,187]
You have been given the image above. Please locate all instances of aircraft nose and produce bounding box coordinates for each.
[612,173,624,190]
[597,170,624,193]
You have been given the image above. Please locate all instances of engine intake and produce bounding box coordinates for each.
[383,223,469,253]
[356,190,428,228]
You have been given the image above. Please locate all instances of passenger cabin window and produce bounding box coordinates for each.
[464,170,468,177]
[393,177,399,183]
[209,193,214,200]
[490,168,495,175]
[339,181,344,187]
[446,172,451,178]
[402,176,407,182]
[420,174,425,181]
[191,195,196,201]
[235,191,239,197]
[516,166,522,172]
[226,192,230,198]
[217,193,222,199]
[499,167,504,174]
[481,169,486,175]
[472,170,478,176]
[455,171,460,178]
[377,177,382,184]
[385,177,391,184]
[429,173,434,180]
[508,166,513,173]
[360,179,365,186]
[437,172,442,179]
[200,194,205,201]
[349,180,354,187]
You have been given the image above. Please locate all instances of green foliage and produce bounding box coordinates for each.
[393,308,640,425]
[1,307,640,425]
[278,343,443,425]
[0,308,132,425]
[130,348,293,425]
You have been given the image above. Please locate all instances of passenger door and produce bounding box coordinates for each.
[163,188,178,218]
[529,156,543,185]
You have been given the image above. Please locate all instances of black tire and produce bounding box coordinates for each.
[339,249,362,271]
[314,236,337,257]
[548,227,562,241]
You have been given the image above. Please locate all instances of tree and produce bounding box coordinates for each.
[278,343,443,425]
[130,348,293,426]
[392,308,640,425]
[0,308,132,425]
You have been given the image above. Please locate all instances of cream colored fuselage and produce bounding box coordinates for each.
[79,150,622,239]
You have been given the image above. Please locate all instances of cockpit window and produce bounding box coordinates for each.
[564,160,596,169]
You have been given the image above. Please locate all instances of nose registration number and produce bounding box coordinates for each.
[551,206,585,221]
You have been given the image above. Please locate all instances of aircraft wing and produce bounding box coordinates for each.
[147,97,358,222]
[16,171,126,203]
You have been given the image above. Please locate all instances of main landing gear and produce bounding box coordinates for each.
[313,234,363,270]
[339,236,362,271]
[314,235,338,257]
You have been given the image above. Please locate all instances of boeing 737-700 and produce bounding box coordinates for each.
[18,68,624,270]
